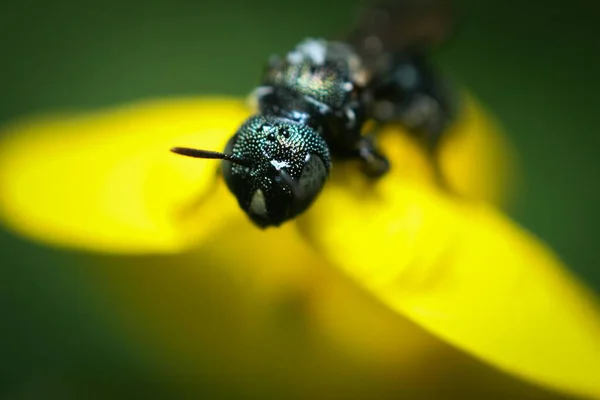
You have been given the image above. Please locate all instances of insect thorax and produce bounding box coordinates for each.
[254,38,370,154]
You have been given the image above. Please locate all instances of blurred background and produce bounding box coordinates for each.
[1,0,599,398]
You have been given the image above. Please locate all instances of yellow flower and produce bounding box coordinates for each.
[0,95,599,399]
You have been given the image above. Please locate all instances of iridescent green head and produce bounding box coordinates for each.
[171,115,330,227]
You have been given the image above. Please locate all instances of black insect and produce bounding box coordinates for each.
[172,0,457,228]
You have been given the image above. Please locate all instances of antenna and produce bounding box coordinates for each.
[170,147,253,167]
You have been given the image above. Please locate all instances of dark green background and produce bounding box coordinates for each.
[1,0,598,397]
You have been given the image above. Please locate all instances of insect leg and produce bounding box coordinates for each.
[355,134,390,178]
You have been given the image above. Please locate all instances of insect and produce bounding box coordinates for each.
[171,0,456,228]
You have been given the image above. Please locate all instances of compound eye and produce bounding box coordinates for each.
[296,154,328,205]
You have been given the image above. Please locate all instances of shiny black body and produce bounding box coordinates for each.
[258,41,371,158]
[256,38,454,174]
[171,0,456,228]
[367,49,456,151]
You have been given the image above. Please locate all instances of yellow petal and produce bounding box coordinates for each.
[439,94,517,206]
[0,93,511,255]
[0,98,249,253]
[299,162,600,399]
[81,214,568,399]
[0,96,573,398]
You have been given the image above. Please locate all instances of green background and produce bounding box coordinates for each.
[1,0,598,397]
